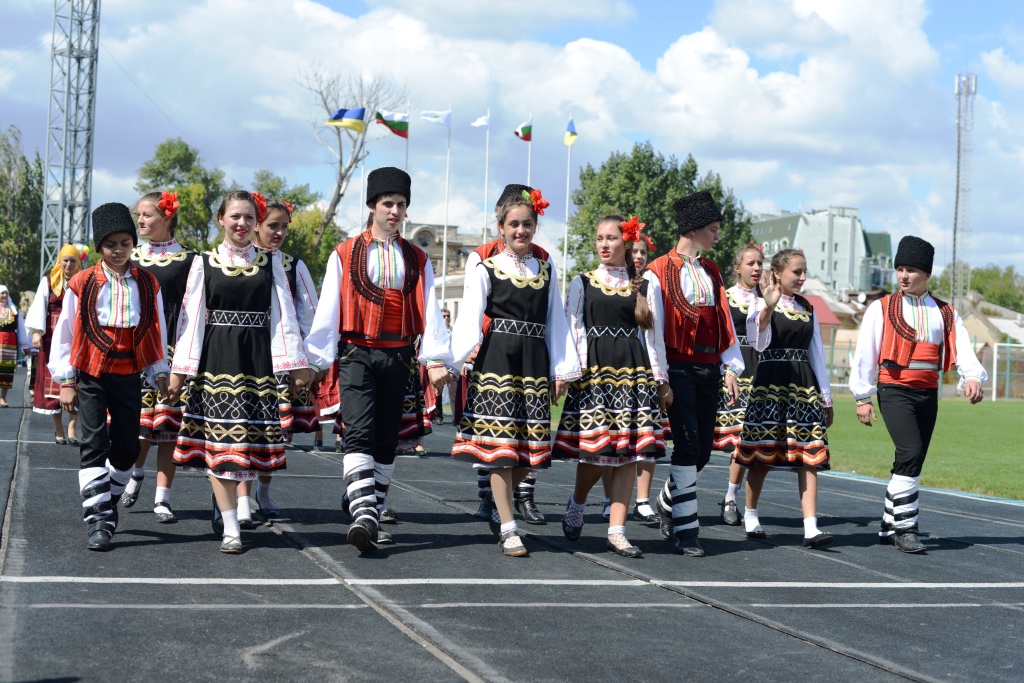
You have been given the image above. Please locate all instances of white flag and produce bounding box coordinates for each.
[470,113,490,129]
[420,110,452,128]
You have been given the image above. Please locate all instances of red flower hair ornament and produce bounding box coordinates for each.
[619,215,646,243]
[522,188,550,216]
[747,241,764,255]
[283,200,294,214]
[157,191,180,218]
[251,191,268,223]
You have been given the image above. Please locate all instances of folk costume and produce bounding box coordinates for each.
[849,236,985,551]
[171,242,307,480]
[554,264,668,463]
[712,284,761,452]
[0,286,30,390]
[26,246,82,416]
[277,251,319,434]
[735,293,832,469]
[304,167,452,551]
[650,191,744,551]
[48,204,169,549]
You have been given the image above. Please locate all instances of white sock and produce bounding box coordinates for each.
[237,495,252,520]
[221,509,240,538]
[803,516,820,539]
[500,521,517,535]
[154,486,170,507]
[607,525,626,536]
[133,465,145,478]
[635,499,655,516]
[725,482,740,503]
[744,507,762,533]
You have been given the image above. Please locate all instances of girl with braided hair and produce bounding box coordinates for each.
[554,214,671,558]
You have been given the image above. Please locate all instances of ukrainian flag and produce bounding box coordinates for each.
[564,116,578,146]
[326,107,366,133]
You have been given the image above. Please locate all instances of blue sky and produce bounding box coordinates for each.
[3,0,1024,273]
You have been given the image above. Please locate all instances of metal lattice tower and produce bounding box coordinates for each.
[39,0,101,278]
[950,72,976,311]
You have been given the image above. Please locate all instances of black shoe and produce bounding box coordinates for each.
[746,529,767,540]
[803,532,834,549]
[632,502,661,525]
[313,439,324,451]
[380,507,398,524]
[720,499,741,526]
[562,506,584,541]
[474,496,493,520]
[68,437,80,446]
[675,536,705,557]
[607,540,643,558]
[122,477,145,509]
[347,518,378,553]
[893,531,925,553]
[657,498,673,540]
[211,494,223,535]
[514,495,547,525]
[54,436,68,445]
[434,415,444,425]
[87,529,111,551]
[154,503,176,524]
[108,502,119,533]
[239,514,256,531]
[376,529,394,546]
[340,493,352,524]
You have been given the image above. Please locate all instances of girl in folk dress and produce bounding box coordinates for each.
[715,244,764,526]
[120,192,196,524]
[735,248,834,549]
[167,191,310,553]
[450,187,580,557]
[0,285,30,406]
[26,244,82,441]
[554,215,671,558]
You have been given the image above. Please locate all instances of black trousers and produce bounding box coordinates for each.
[77,371,142,472]
[665,361,721,470]
[337,342,413,466]
[878,383,938,478]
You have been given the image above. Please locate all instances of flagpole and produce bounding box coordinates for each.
[526,110,533,186]
[403,100,410,238]
[562,115,572,298]
[482,108,490,243]
[441,107,451,309]
[359,161,366,231]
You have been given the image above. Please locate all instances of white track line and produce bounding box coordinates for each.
[750,603,1024,609]
[0,576,338,585]
[24,603,366,610]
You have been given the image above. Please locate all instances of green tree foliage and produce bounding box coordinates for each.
[251,170,320,209]
[0,124,44,298]
[286,207,344,288]
[135,138,226,251]
[932,263,1024,311]
[566,142,751,277]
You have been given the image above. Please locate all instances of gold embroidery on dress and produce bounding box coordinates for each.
[779,307,811,322]
[585,270,631,297]
[132,247,188,267]
[727,289,754,314]
[281,253,294,272]
[484,257,549,289]
[207,249,268,277]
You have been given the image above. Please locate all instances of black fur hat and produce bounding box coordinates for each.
[495,183,533,211]
[894,236,934,274]
[92,202,138,248]
[672,190,723,235]
[366,166,412,207]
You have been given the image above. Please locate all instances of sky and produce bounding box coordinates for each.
[2,0,1024,275]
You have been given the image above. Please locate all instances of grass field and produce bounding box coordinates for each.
[547,395,1023,500]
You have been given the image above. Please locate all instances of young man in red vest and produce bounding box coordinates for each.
[49,203,169,551]
[649,190,744,557]
[849,236,985,553]
[305,167,452,553]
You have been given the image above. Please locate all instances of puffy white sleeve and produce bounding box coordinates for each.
[48,288,78,385]
[546,258,582,381]
[270,250,308,373]
[304,250,343,371]
[141,289,171,387]
[848,300,883,401]
[418,258,454,366]
[565,275,587,371]
[746,306,772,352]
[807,307,832,407]
[643,271,668,383]
[171,255,207,377]
[14,310,30,350]
[26,277,49,333]
[952,309,987,386]
[293,258,319,339]
[450,261,488,369]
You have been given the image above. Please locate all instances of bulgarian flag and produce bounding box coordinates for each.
[514,116,533,142]
[375,110,409,138]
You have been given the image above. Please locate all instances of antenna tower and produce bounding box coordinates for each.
[950,71,976,311]
[39,0,101,277]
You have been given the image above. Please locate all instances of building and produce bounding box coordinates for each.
[751,207,892,294]
[403,222,486,320]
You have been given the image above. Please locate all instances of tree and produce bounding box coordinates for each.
[250,170,320,209]
[0,124,44,297]
[135,138,226,251]
[298,67,407,245]
[932,263,1024,311]
[286,206,343,288]
[566,142,750,278]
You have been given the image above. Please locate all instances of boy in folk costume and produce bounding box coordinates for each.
[49,203,169,551]
[305,167,452,553]
[849,236,985,553]
[649,190,744,557]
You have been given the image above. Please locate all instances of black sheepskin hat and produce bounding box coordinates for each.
[92,202,138,248]
[894,236,935,274]
[366,166,412,207]
[672,190,723,235]
[495,183,533,210]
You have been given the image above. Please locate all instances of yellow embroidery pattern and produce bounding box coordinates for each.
[485,257,549,289]
[132,247,188,267]
[727,289,753,314]
[779,307,811,322]
[585,271,631,297]
[207,249,268,277]
[281,253,294,272]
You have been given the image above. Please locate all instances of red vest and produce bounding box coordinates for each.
[877,292,956,390]
[67,263,164,377]
[473,239,551,335]
[336,230,428,348]
[648,251,736,363]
